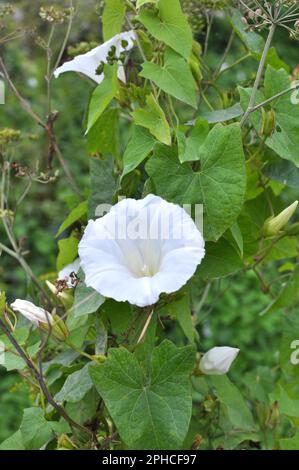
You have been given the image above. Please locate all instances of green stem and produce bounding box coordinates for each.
[52,0,74,74]
[250,84,299,113]
[66,340,97,361]
[217,53,251,79]
[0,317,93,438]
[213,30,235,80]
[125,15,158,100]
[167,95,179,127]
[125,0,136,12]
[201,89,214,111]
[204,12,214,58]
[240,23,276,128]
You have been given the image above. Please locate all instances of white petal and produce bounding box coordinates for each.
[79,195,205,307]
[199,347,240,375]
[58,258,81,280]
[117,66,126,83]
[11,299,53,325]
[54,31,136,84]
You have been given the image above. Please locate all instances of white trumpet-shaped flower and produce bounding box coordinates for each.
[11,299,53,326]
[199,347,240,375]
[54,31,136,84]
[58,257,80,288]
[79,195,205,307]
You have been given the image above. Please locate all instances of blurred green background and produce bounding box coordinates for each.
[0,0,298,444]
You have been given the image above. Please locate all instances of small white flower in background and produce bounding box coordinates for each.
[58,257,80,288]
[79,194,205,307]
[54,31,136,84]
[11,299,53,326]
[199,346,240,375]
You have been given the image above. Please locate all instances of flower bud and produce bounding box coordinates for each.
[11,299,68,341]
[188,55,202,87]
[191,434,203,450]
[199,346,240,375]
[263,201,298,237]
[260,108,276,137]
[192,40,202,57]
[0,291,6,314]
[11,299,54,326]
[91,354,107,363]
[57,434,78,450]
[265,401,280,429]
[45,281,73,308]
[51,313,69,341]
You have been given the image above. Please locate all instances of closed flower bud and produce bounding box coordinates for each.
[45,281,73,308]
[265,401,280,429]
[51,313,69,341]
[192,40,202,58]
[57,434,78,450]
[263,201,298,237]
[199,346,240,375]
[11,299,54,326]
[189,56,202,86]
[11,299,68,341]
[260,108,276,137]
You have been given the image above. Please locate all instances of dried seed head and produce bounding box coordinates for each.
[39,6,74,24]
[0,3,15,18]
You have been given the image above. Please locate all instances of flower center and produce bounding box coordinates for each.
[140,263,154,277]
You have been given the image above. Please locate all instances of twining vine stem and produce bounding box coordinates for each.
[240,22,277,127]
[0,317,93,439]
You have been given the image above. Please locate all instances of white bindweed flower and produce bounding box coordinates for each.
[79,194,205,307]
[11,299,53,326]
[54,31,136,84]
[199,346,240,375]
[58,258,80,288]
